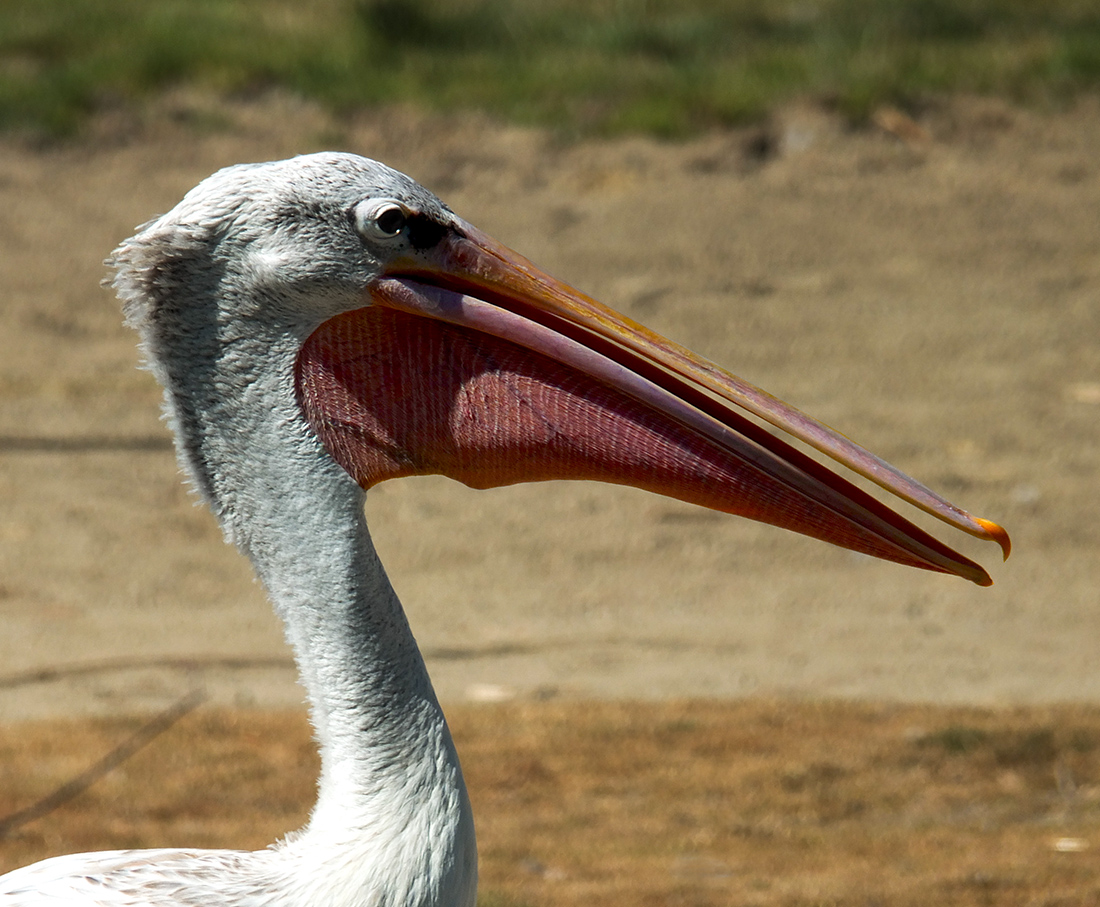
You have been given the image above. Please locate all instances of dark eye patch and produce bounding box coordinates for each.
[405,214,448,250]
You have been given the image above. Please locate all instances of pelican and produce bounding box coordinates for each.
[0,153,1008,906]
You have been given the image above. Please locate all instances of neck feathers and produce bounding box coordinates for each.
[109,202,478,907]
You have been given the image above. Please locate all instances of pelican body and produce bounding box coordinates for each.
[0,154,1007,906]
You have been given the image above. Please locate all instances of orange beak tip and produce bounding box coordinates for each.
[976,517,1012,561]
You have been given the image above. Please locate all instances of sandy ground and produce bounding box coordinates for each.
[0,94,1097,722]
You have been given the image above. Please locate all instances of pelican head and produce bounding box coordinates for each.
[114,152,1007,584]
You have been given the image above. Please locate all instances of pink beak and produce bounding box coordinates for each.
[295,219,1009,585]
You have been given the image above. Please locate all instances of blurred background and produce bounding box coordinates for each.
[4,0,1100,140]
[1,2,1099,903]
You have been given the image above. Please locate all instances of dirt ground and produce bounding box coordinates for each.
[0,93,1097,722]
[4,702,1100,905]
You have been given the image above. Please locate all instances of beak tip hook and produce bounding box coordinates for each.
[976,517,1012,561]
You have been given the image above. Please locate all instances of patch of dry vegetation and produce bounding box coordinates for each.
[2,700,1099,905]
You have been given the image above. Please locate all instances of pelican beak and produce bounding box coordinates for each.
[296,219,1009,586]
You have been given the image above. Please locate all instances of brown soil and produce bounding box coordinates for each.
[2,94,1096,719]
[3,702,1100,906]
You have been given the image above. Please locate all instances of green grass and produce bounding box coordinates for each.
[3,0,1100,138]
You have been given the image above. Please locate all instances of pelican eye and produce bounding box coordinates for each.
[374,204,407,235]
[354,200,410,241]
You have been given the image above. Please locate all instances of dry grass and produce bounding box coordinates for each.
[2,700,1099,905]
